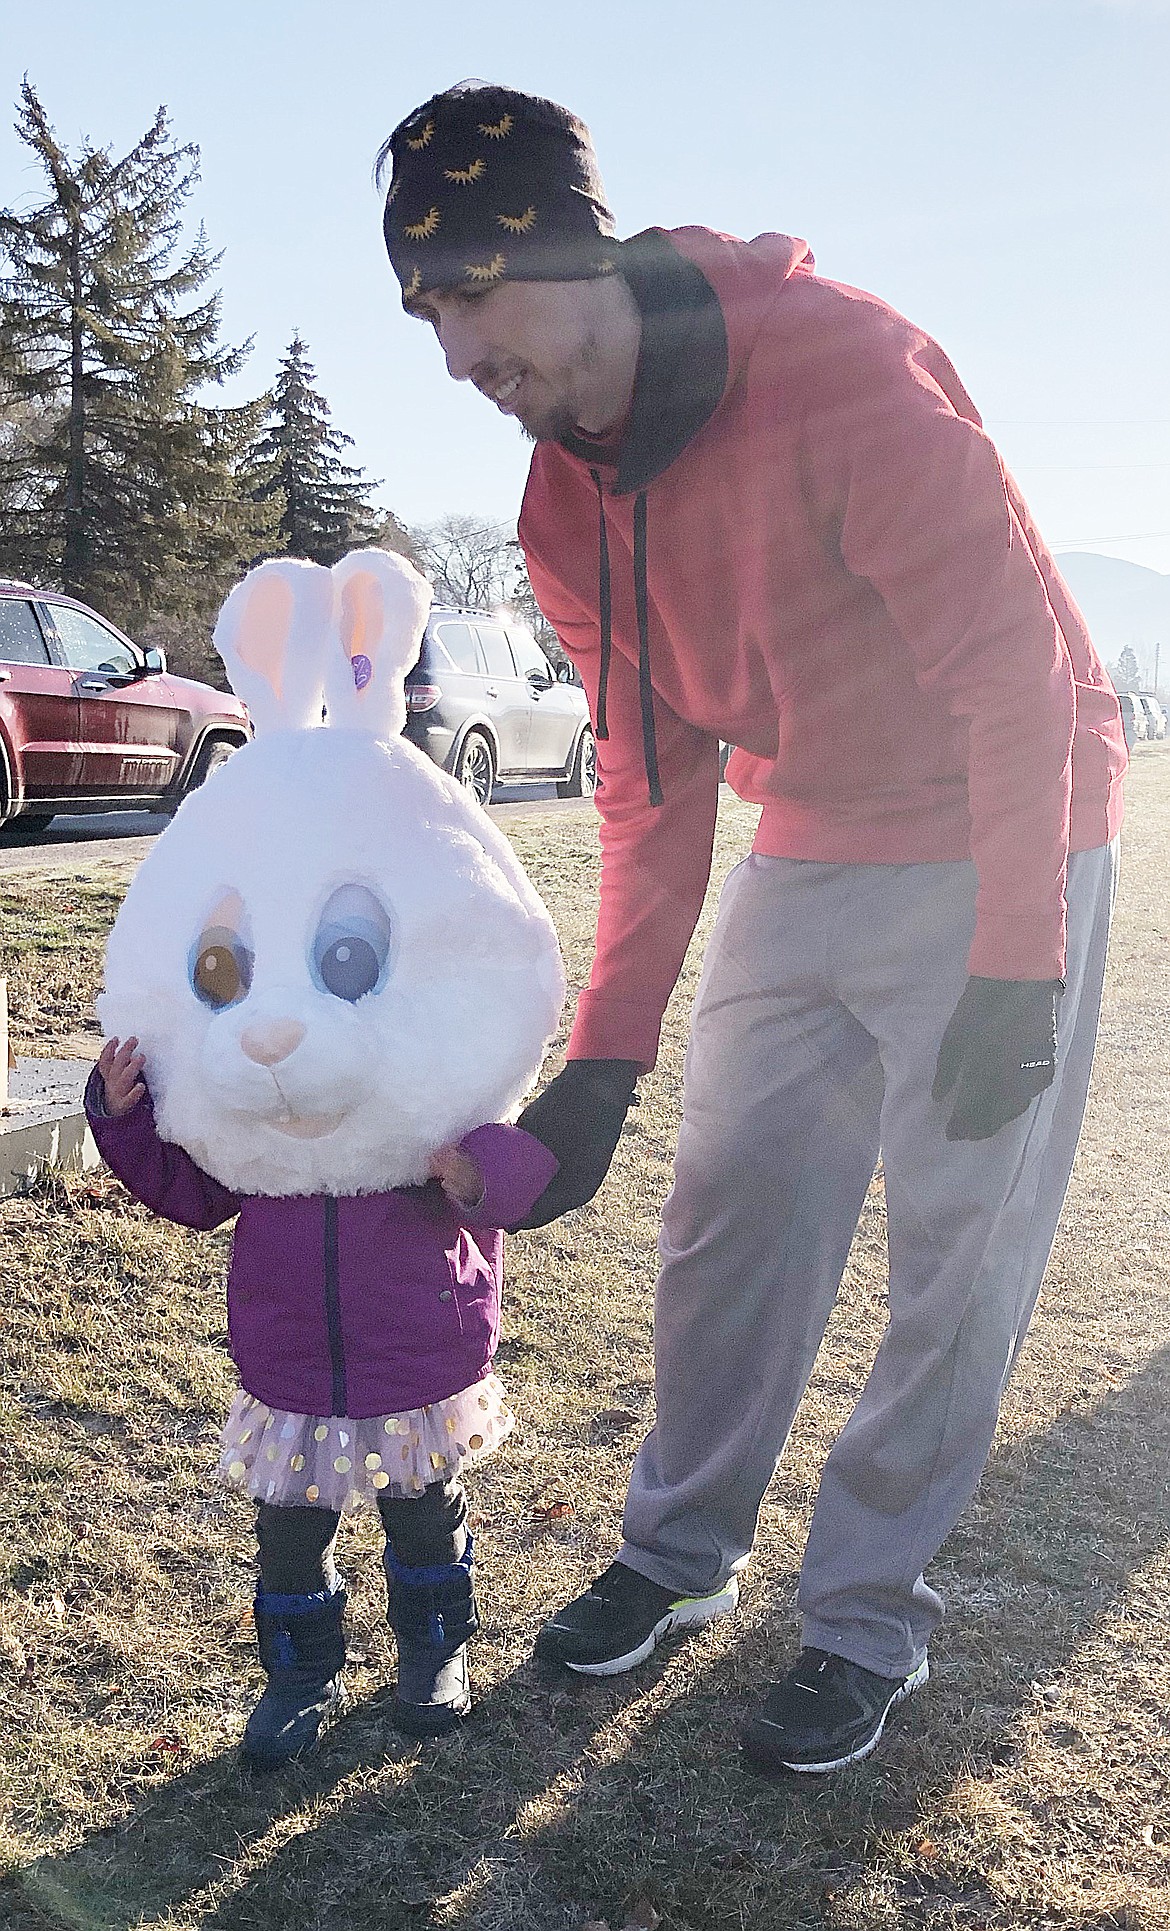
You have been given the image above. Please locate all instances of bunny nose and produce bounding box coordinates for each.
[240,1019,306,1066]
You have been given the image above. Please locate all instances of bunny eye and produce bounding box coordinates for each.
[312,885,392,1004]
[190,891,254,1012]
[191,928,254,1011]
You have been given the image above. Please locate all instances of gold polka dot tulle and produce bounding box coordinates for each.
[218,1377,513,1513]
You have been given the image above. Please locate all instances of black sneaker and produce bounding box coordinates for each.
[535,1559,739,1675]
[741,1647,928,1775]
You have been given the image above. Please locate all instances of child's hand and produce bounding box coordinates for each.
[97,1037,146,1117]
[429,1143,485,1212]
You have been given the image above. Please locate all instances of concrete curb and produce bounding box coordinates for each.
[1,1058,98,1198]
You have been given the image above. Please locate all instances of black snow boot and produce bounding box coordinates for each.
[241,1583,347,1771]
[384,1535,478,1737]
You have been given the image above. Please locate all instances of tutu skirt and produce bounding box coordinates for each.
[218,1374,513,1513]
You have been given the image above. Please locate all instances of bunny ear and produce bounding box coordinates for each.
[213,558,333,735]
[323,549,432,738]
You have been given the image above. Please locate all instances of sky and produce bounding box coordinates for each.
[1,0,1168,570]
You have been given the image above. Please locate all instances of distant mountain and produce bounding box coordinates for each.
[1054,552,1169,690]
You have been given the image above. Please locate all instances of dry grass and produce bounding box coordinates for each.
[0,875,125,1050]
[1,754,1169,1931]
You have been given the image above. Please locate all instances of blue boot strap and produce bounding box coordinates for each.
[384,1533,474,1589]
[254,1582,346,1620]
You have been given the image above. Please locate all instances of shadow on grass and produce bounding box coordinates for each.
[10,1341,1170,1931]
[7,1643,641,1931]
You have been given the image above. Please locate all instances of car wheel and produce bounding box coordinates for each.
[187,736,239,793]
[456,731,495,807]
[557,726,597,798]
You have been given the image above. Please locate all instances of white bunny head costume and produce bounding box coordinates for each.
[98,550,566,1197]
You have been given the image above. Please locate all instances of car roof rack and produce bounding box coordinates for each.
[429,602,507,618]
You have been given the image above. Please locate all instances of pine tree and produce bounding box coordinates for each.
[0,81,272,621]
[249,333,385,566]
[1111,645,1141,691]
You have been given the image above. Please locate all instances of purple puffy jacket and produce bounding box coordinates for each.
[85,1072,558,1419]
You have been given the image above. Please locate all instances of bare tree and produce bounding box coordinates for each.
[366,509,420,567]
[410,513,519,609]
[410,511,565,663]
[506,542,564,662]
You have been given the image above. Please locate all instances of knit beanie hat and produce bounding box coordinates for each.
[380,81,618,302]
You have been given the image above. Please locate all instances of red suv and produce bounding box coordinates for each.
[0,581,250,834]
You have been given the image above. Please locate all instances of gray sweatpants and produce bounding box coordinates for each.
[619,842,1117,1677]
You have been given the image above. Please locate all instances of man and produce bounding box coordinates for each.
[379,81,1126,1775]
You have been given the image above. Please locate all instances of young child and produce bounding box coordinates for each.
[87,1034,556,1762]
[86,548,565,1767]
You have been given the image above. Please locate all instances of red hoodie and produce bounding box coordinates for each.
[519,227,1126,1071]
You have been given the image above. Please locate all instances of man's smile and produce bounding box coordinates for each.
[477,369,526,412]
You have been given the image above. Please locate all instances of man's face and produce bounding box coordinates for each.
[406,276,620,442]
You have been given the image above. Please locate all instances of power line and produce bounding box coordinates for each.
[1053,531,1170,545]
[991,419,1170,427]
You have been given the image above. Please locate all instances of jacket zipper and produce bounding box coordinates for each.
[322,1197,347,1418]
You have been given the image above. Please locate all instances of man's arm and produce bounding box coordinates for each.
[523,541,723,1071]
[810,332,1077,982]
[514,527,721,1220]
[807,327,1075,1138]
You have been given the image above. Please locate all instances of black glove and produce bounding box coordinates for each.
[510,1058,640,1229]
[932,976,1063,1142]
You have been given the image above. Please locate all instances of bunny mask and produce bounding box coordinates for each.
[98,550,566,1198]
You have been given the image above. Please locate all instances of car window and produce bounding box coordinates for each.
[507,629,553,681]
[48,604,138,676]
[475,622,518,680]
[430,619,482,675]
[0,599,51,666]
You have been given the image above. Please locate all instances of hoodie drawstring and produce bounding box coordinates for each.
[592,473,662,808]
[590,469,612,744]
[633,491,662,807]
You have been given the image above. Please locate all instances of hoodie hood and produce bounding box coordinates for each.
[559,226,813,494]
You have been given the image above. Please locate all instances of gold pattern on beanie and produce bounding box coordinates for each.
[384,85,616,293]
[465,252,507,283]
[404,207,442,241]
[497,205,538,234]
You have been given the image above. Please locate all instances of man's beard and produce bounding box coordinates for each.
[513,393,579,445]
